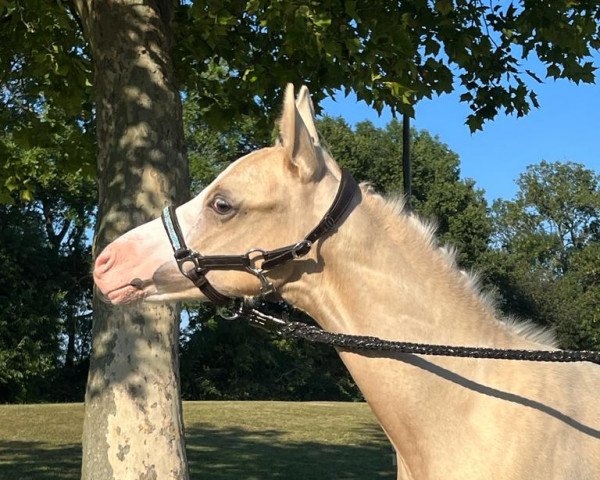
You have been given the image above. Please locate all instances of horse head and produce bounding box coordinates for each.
[93,84,349,305]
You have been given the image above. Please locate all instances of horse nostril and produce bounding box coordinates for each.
[94,248,114,276]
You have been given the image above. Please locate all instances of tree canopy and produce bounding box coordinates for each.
[2,0,600,202]
[174,0,600,131]
[484,161,600,350]
[0,0,94,202]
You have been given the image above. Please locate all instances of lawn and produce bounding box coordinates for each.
[0,401,395,479]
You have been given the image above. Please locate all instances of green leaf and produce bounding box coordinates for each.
[466,115,485,133]
[20,189,34,202]
[529,91,540,109]
[435,0,453,16]
[547,64,561,78]
[344,0,357,17]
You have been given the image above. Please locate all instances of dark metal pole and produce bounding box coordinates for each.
[402,113,412,210]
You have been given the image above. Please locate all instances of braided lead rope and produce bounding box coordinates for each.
[242,307,600,365]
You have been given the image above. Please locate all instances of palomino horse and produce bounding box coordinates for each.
[94,84,600,479]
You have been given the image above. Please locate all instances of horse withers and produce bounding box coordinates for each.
[94,84,600,480]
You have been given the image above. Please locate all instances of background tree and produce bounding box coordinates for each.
[183,93,272,192]
[484,161,600,350]
[0,203,62,402]
[0,163,94,402]
[0,0,94,202]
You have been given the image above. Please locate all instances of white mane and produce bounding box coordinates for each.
[366,185,558,348]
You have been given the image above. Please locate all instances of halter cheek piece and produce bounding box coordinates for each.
[161,169,358,307]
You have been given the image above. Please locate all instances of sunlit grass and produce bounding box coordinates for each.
[0,401,394,479]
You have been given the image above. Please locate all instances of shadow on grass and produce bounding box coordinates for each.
[186,423,396,479]
[0,440,81,480]
[0,425,395,480]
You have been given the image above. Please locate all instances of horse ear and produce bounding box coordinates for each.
[278,83,323,182]
[295,85,320,147]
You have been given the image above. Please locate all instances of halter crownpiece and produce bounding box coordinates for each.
[161,168,358,306]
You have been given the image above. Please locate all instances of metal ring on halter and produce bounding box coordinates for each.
[245,248,266,268]
[243,248,275,296]
[175,251,201,276]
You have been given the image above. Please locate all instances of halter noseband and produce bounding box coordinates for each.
[161,169,358,306]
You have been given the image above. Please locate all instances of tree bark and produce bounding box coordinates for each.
[72,1,189,478]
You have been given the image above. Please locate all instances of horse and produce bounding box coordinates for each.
[94,84,600,479]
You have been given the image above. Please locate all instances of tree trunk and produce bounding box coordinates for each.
[72,1,189,478]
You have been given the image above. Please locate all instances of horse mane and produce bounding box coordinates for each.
[359,183,558,348]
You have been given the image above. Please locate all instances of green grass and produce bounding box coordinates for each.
[0,401,395,479]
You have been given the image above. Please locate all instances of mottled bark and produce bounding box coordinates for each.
[72,1,189,478]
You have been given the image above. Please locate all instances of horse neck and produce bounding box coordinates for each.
[280,190,587,478]
[281,189,541,350]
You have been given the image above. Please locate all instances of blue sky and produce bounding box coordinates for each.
[321,77,600,203]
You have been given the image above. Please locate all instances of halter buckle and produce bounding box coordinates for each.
[291,240,312,259]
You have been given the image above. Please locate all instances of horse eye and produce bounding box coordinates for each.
[211,196,233,215]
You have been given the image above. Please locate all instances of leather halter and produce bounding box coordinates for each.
[161,169,358,306]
